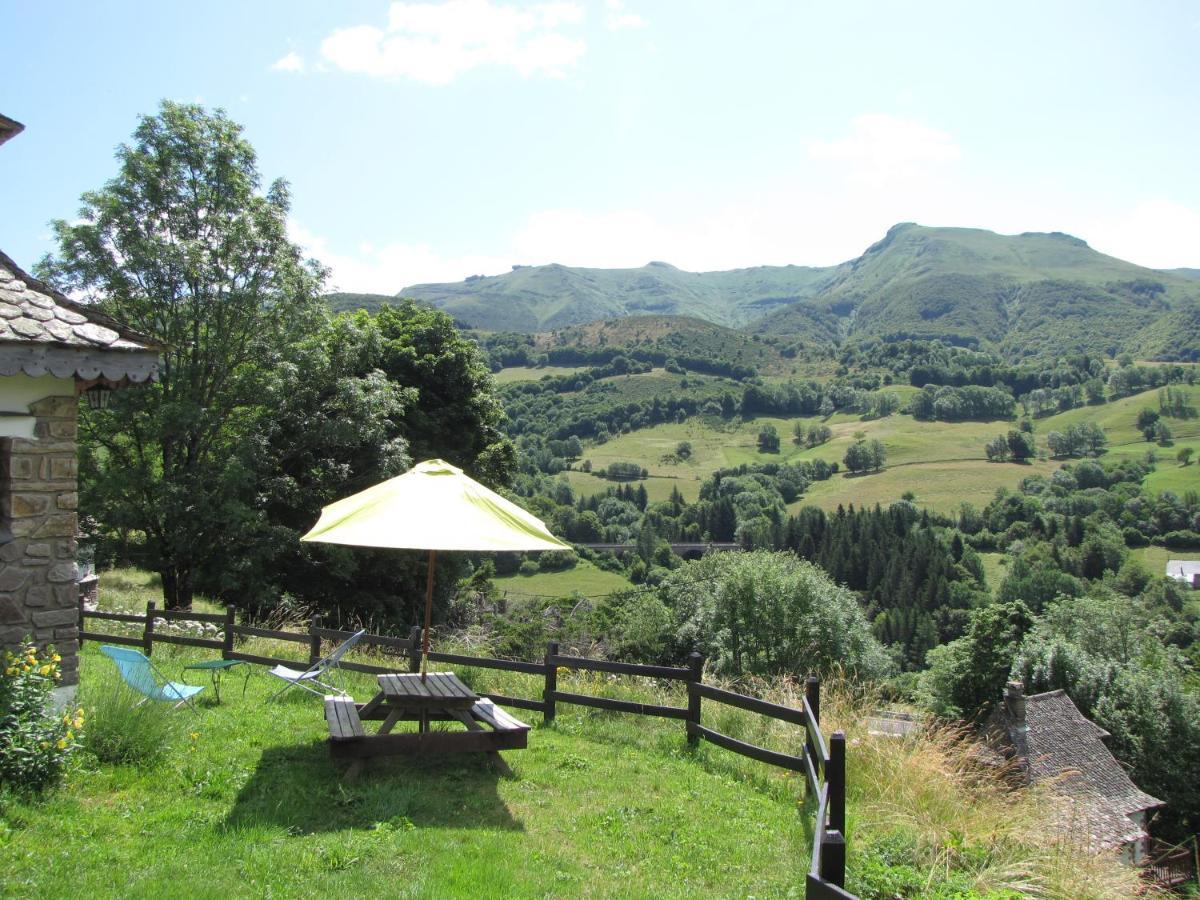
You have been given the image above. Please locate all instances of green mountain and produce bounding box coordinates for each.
[325,292,400,314]
[397,261,833,331]
[331,224,1199,361]
[751,223,1200,360]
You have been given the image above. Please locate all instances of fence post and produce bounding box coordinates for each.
[818,730,847,888]
[804,675,820,790]
[686,651,703,746]
[407,626,422,673]
[308,615,323,666]
[819,829,846,888]
[544,640,559,724]
[828,730,846,833]
[143,601,156,656]
[222,606,235,659]
[78,592,86,647]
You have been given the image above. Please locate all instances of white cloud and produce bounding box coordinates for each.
[604,0,645,30]
[271,51,305,73]
[290,220,512,293]
[808,114,961,186]
[320,0,586,85]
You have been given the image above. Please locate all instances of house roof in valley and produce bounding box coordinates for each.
[0,250,160,383]
[1166,560,1200,581]
[988,687,1163,851]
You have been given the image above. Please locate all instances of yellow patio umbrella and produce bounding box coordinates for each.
[300,459,571,679]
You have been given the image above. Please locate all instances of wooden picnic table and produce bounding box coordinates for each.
[324,672,530,778]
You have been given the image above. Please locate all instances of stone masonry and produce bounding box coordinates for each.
[0,393,80,684]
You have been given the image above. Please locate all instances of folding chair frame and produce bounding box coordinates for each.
[267,629,368,702]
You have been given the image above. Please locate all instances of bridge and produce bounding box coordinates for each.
[576,542,740,554]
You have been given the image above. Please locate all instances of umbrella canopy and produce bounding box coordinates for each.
[301,459,571,677]
[301,458,570,553]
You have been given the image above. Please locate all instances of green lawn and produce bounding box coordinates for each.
[493,559,632,599]
[0,643,810,899]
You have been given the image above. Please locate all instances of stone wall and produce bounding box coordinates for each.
[0,393,79,685]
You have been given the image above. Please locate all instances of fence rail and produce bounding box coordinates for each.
[79,600,852,897]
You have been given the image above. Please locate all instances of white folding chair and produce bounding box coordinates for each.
[266,629,367,701]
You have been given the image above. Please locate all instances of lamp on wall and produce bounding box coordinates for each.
[77,378,119,411]
[83,385,112,410]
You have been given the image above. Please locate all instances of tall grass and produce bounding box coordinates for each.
[78,664,183,766]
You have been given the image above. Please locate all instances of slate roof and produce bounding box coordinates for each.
[0,250,160,383]
[0,114,23,147]
[987,688,1163,850]
[1166,560,1200,583]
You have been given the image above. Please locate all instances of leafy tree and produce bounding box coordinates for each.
[1006,429,1035,461]
[1155,419,1174,446]
[662,550,892,678]
[919,599,1034,718]
[1178,447,1195,466]
[42,102,325,608]
[1137,407,1161,441]
[985,434,1009,462]
[757,424,780,453]
[674,441,693,460]
[372,303,514,485]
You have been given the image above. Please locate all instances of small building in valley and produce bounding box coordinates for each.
[1165,559,1200,589]
[0,113,159,697]
[986,681,1163,864]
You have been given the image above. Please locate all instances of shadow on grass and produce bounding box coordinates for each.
[224,740,524,835]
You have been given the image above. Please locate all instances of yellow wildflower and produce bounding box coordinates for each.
[73,714,85,730]
[40,664,53,676]
[52,654,61,663]
[56,739,67,750]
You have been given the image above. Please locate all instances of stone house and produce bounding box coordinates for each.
[986,681,1163,864]
[0,113,159,697]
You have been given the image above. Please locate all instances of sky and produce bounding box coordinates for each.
[2,1,1199,294]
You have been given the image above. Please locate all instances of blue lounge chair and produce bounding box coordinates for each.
[266,629,368,701]
[100,645,205,711]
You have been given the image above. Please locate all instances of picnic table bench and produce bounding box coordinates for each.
[324,672,530,778]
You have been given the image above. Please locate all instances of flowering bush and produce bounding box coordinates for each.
[0,642,83,793]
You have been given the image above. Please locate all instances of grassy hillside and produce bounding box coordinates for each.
[754,224,1200,361]
[561,384,1199,516]
[401,262,834,332]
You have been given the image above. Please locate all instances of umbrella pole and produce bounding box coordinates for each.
[421,549,436,682]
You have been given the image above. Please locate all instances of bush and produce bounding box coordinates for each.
[661,550,893,678]
[0,642,83,793]
[79,666,179,766]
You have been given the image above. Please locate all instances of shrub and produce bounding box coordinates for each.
[0,642,83,793]
[661,550,893,678]
[79,666,179,766]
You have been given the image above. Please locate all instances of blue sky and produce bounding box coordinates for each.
[2,1,1199,293]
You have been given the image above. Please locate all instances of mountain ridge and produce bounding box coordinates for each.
[329,224,1200,361]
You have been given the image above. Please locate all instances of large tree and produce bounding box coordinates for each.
[41,102,326,608]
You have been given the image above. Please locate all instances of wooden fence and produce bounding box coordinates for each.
[80,601,852,897]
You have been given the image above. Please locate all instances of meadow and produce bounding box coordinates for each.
[550,383,1200,516]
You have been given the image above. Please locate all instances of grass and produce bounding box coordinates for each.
[560,385,1200,514]
[493,559,633,600]
[3,572,1152,898]
[492,365,589,385]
